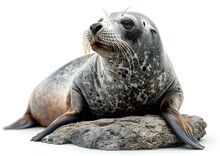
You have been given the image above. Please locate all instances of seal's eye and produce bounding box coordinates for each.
[121,18,134,30]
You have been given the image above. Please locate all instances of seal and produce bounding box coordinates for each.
[4,11,204,149]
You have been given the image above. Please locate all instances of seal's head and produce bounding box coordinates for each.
[84,12,163,66]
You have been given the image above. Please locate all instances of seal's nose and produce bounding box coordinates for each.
[90,23,102,35]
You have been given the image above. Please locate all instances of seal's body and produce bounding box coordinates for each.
[29,56,88,126]
[5,12,204,149]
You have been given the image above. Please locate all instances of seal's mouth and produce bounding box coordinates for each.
[91,42,114,52]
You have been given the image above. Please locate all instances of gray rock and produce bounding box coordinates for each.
[43,114,207,150]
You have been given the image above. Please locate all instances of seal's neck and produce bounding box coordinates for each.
[98,53,140,81]
[95,44,166,82]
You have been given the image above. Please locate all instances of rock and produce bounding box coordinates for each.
[43,114,207,150]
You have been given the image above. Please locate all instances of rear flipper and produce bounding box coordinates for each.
[160,82,204,150]
[4,107,39,129]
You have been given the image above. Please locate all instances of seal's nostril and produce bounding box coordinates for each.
[90,23,102,35]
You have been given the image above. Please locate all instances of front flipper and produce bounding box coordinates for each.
[161,112,204,149]
[31,111,82,141]
[160,81,204,150]
[31,83,91,141]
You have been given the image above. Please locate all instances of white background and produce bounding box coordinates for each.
[0,0,219,155]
